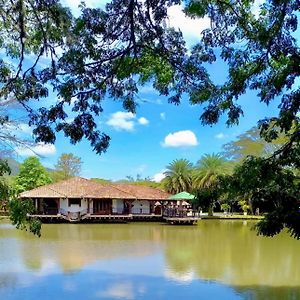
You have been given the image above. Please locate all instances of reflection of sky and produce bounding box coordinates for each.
[1,221,300,300]
[0,268,243,300]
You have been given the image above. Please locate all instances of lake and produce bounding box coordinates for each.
[0,220,299,300]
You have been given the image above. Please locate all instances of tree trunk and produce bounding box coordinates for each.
[208,204,214,217]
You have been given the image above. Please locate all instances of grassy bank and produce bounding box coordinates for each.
[201,214,264,220]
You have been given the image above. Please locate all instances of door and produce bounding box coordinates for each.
[93,199,112,214]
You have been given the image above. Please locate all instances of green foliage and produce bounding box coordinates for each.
[220,203,230,213]
[9,198,41,237]
[238,200,250,213]
[221,156,300,238]
[0,0,299,237]
[192,154,231,216]
[90,178,112,184]
[0,159,11,206]
[193,153,231,189]
[194,184,222,217]
[222,126,288,161]
[54,153,82,180]
[163,159,193,193]
[14,157,52,192]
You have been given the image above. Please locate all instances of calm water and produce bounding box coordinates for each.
[0,220,299,300]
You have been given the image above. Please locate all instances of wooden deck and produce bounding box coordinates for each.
[82,213,132,221]
[163,217,199,225]
[28,212,199,225]
[28,213,133,223]
[132,214,163,221]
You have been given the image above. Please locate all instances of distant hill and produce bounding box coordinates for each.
[5,158,20,176]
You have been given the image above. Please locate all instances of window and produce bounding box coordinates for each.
[68,199,81,207]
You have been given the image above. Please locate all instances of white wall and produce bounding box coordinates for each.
[132,200,150,214]
[59,198,88,213]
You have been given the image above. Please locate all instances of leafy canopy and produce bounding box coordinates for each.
[14,156,52,192]
[0,0,299,237]
[163,159,193,193]
[1,0,297,156]
[53,152,82,180]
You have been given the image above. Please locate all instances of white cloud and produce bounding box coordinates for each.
[107,111,149,131]
[106,112,135,131]
[16,142,56,157]
[167,5,210,46]
[152,171,166,183]
[162,130,198,147]
[160,113,166,120]
[215,133,227,140]
[138,117,149,125]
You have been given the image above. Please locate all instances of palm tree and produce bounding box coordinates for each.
[193,153,231,216]
[193,153,230,189]
[163,159,193,194]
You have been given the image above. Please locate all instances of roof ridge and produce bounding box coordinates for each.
[99,182,137,199]
[47,186,67,198]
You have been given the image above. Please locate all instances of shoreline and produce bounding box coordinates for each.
[201,214,264,220]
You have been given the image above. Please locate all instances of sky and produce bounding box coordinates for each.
[5,0,282,181]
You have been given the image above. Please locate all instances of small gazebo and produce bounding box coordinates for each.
[164,191,195,217]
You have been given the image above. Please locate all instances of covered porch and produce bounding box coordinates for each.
[32,198,60,215]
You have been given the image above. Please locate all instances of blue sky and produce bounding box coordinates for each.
[6,1,282,181]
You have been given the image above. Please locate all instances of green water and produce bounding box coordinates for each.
[0,220,299,300]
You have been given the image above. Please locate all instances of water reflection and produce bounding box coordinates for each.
[0,220,299,300]
[163,220,300,286]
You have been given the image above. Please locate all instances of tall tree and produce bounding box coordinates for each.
[222,157,300,238]
[222,126,288,161]
[193,154,230,216]
[0,0,298,154]
[54,153,82,180]
[0,158,42,236]
[193,154,230,189]
[163,159,193,194]
[14,157,52,192]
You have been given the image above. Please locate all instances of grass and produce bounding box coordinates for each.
[201,214,264,220]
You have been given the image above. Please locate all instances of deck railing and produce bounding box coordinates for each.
[163,208,195,218]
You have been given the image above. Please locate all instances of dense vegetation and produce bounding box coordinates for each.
[0,0,299,237]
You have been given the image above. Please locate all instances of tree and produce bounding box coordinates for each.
[0,159,11,201]
[193,154,231,189]
[0,1,298,153]
[14,157,52,192]
[0,159,42,236]
[222,156,300,238]
[54,153,82,180]
[193,154,230,216]
[163,159,193,194]
[0,1,299,237]
[222,126,288,161]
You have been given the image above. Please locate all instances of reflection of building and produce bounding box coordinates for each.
[19,177,170,222]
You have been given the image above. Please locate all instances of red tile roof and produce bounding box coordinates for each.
[19,177,170,200]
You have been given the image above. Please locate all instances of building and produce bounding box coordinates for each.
[19,177,171,222]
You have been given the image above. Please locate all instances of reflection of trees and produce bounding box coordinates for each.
[3,223,164,272]
[234,286,300,300]
[0,274,18,289]
[163,220,300,287]
[2,220,300,294]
